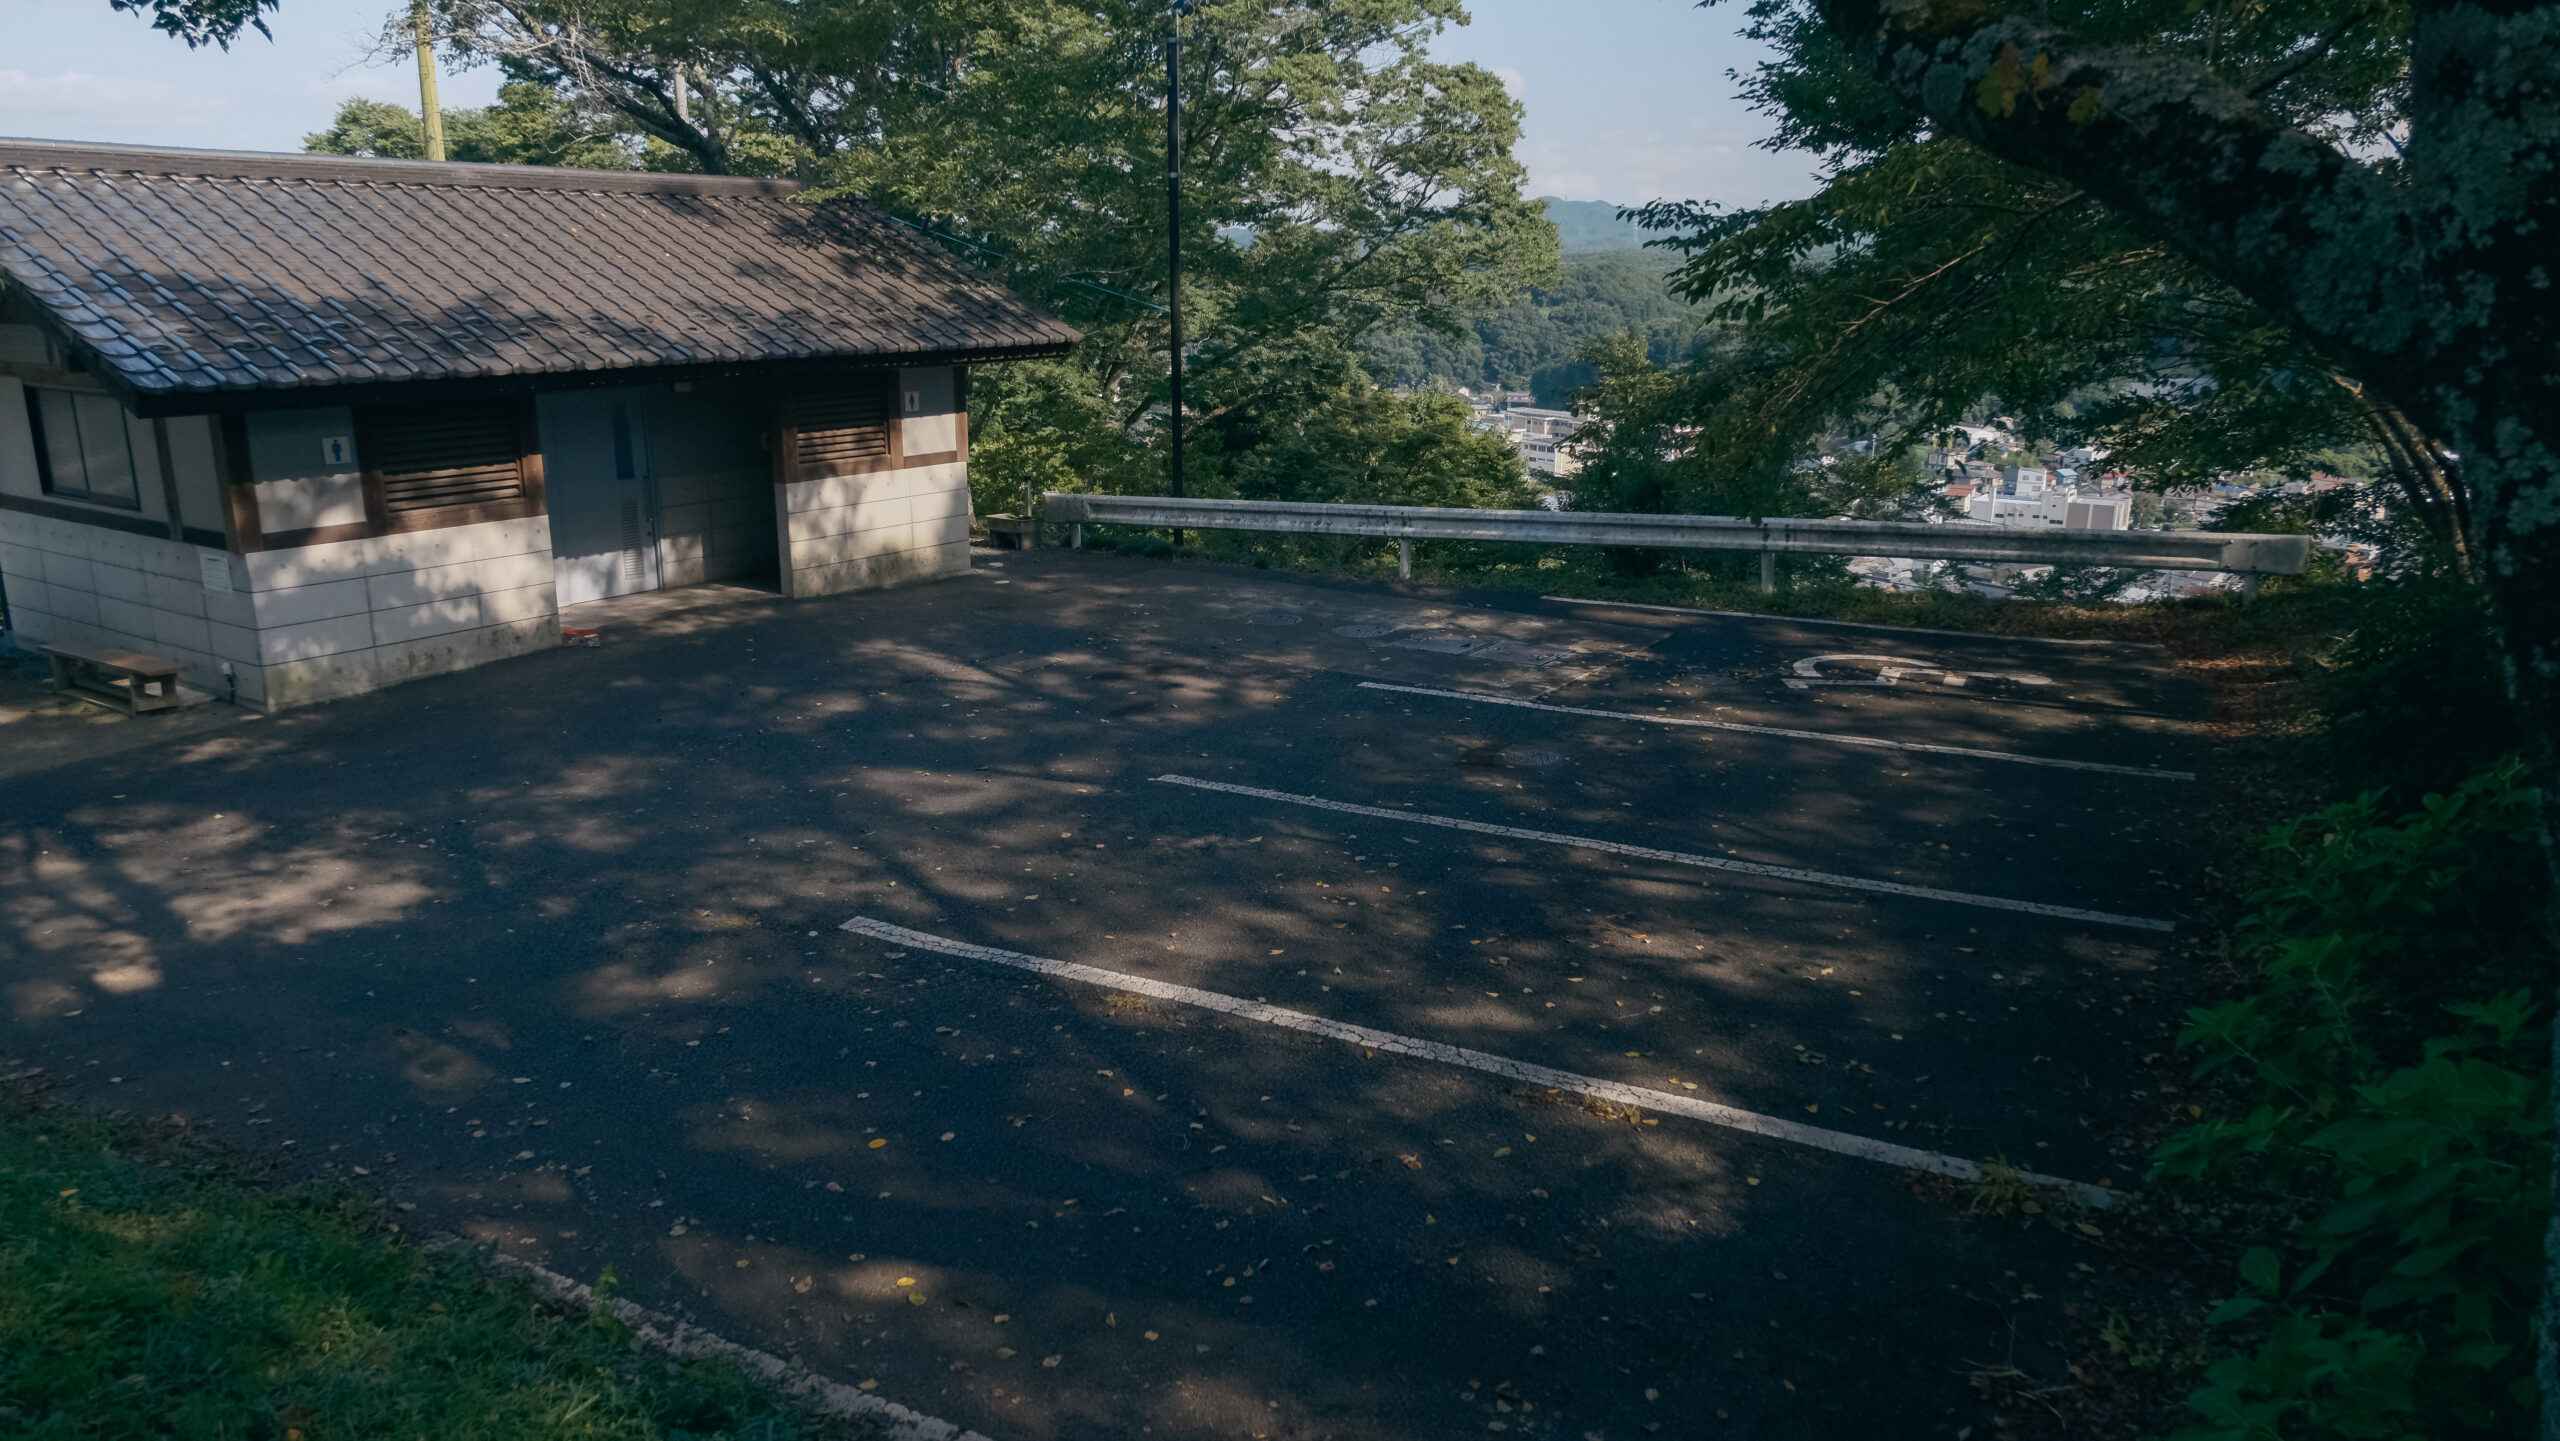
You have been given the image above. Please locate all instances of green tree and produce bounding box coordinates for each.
[409,0,958,176]
[1368,250,1716,403]
[1626,139,2476,572]
[830,0,1557,504]
[111,0,275,48]
[1687,0,2560,1423]
[304,83,636,168]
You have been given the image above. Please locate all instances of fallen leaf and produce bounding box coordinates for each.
[908,1292,928,1306]
[1041,1355,1062,1368]
[868,1139,888,1149]
[896,1277,916,1287]
[995,1347,1016,1359]
[1398,1154,1421,1170]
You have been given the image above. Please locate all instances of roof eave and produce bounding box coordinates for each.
[115,341,1079,418]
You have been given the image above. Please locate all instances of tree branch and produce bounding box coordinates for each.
[1810,1,2427,392]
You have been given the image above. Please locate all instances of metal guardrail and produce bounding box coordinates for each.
[1036,493,2313,580]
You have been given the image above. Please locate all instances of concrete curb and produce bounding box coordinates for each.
[482,1250,996,1441]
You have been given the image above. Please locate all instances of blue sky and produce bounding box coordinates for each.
[0,0,1820,209]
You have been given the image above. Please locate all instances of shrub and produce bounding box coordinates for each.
[2156,761,2549,1439]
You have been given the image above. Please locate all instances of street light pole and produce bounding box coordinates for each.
[413,0,446,162]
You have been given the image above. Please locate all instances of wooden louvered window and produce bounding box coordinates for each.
[353,400,544,534]
[788,374,897,480]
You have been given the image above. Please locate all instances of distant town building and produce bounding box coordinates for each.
[2065,492,2133,529]
[1944,467,2132,530]
[1485,405,1585,477]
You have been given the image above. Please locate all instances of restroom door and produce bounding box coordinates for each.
[541,389,661,606]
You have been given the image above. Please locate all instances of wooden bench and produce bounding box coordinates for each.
[42,643,189,716]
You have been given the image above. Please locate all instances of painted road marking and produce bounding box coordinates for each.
[1358,682,2195,780]
[1537,593,2161,649]
[1784,654,2056,691]
[1150,774,2178,933]
[839,916,2113,1206]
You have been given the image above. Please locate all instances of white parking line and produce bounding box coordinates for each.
[1538,594,2163,649]
[1151,774,2178,933]
[1357,681,2194,780]
[839,916,2112,1206]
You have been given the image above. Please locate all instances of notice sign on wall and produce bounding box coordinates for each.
[198,549,233,595]
[320,435,352,467]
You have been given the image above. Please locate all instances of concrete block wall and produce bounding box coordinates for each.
[651,384,778,588]
[1,372,248,702]
[241,515,559,709]
[0,510,260,703]
[780,460,970,598]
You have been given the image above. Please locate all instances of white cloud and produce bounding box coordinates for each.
[0,69,229,123]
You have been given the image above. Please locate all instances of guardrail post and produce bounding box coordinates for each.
[1759,551,1776,596]
[1072,523,1085,550]
[1398,538,1413,581]
[2241,574,2261,601]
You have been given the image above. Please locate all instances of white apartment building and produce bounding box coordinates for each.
[1951,464,2133,530]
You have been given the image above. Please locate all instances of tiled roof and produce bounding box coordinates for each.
[0,140,1079,407]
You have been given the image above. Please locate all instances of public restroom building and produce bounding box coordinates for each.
[0,140,1076,710]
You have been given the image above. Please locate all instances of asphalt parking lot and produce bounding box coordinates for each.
[0,547,2206,1440]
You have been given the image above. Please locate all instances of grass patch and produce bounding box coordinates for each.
[0,1088,836,1440]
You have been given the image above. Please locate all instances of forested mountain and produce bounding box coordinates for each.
[1536,197,1647,252]
[1368,249,1712,406]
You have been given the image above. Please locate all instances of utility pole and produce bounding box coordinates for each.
[1165,8,1187,539]
[413,0,446,162]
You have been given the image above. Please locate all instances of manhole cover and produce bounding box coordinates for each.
[1246,610,1305,626]
[1334,623,1397,639]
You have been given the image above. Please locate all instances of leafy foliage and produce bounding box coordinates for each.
[1566,329,1943,525]
[2305,577,2521,812]
[109,0,276,49]
[1609,0,2479,565]
[822,0,1555,509]
[303,83,639,168]
[1367,251,1715,405]
[2153,762,2549,1439]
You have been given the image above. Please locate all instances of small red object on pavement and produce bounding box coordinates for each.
[560,627,602,648]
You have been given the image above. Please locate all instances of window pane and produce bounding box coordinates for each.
[34,390,85,493]
[71,393,140,505]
